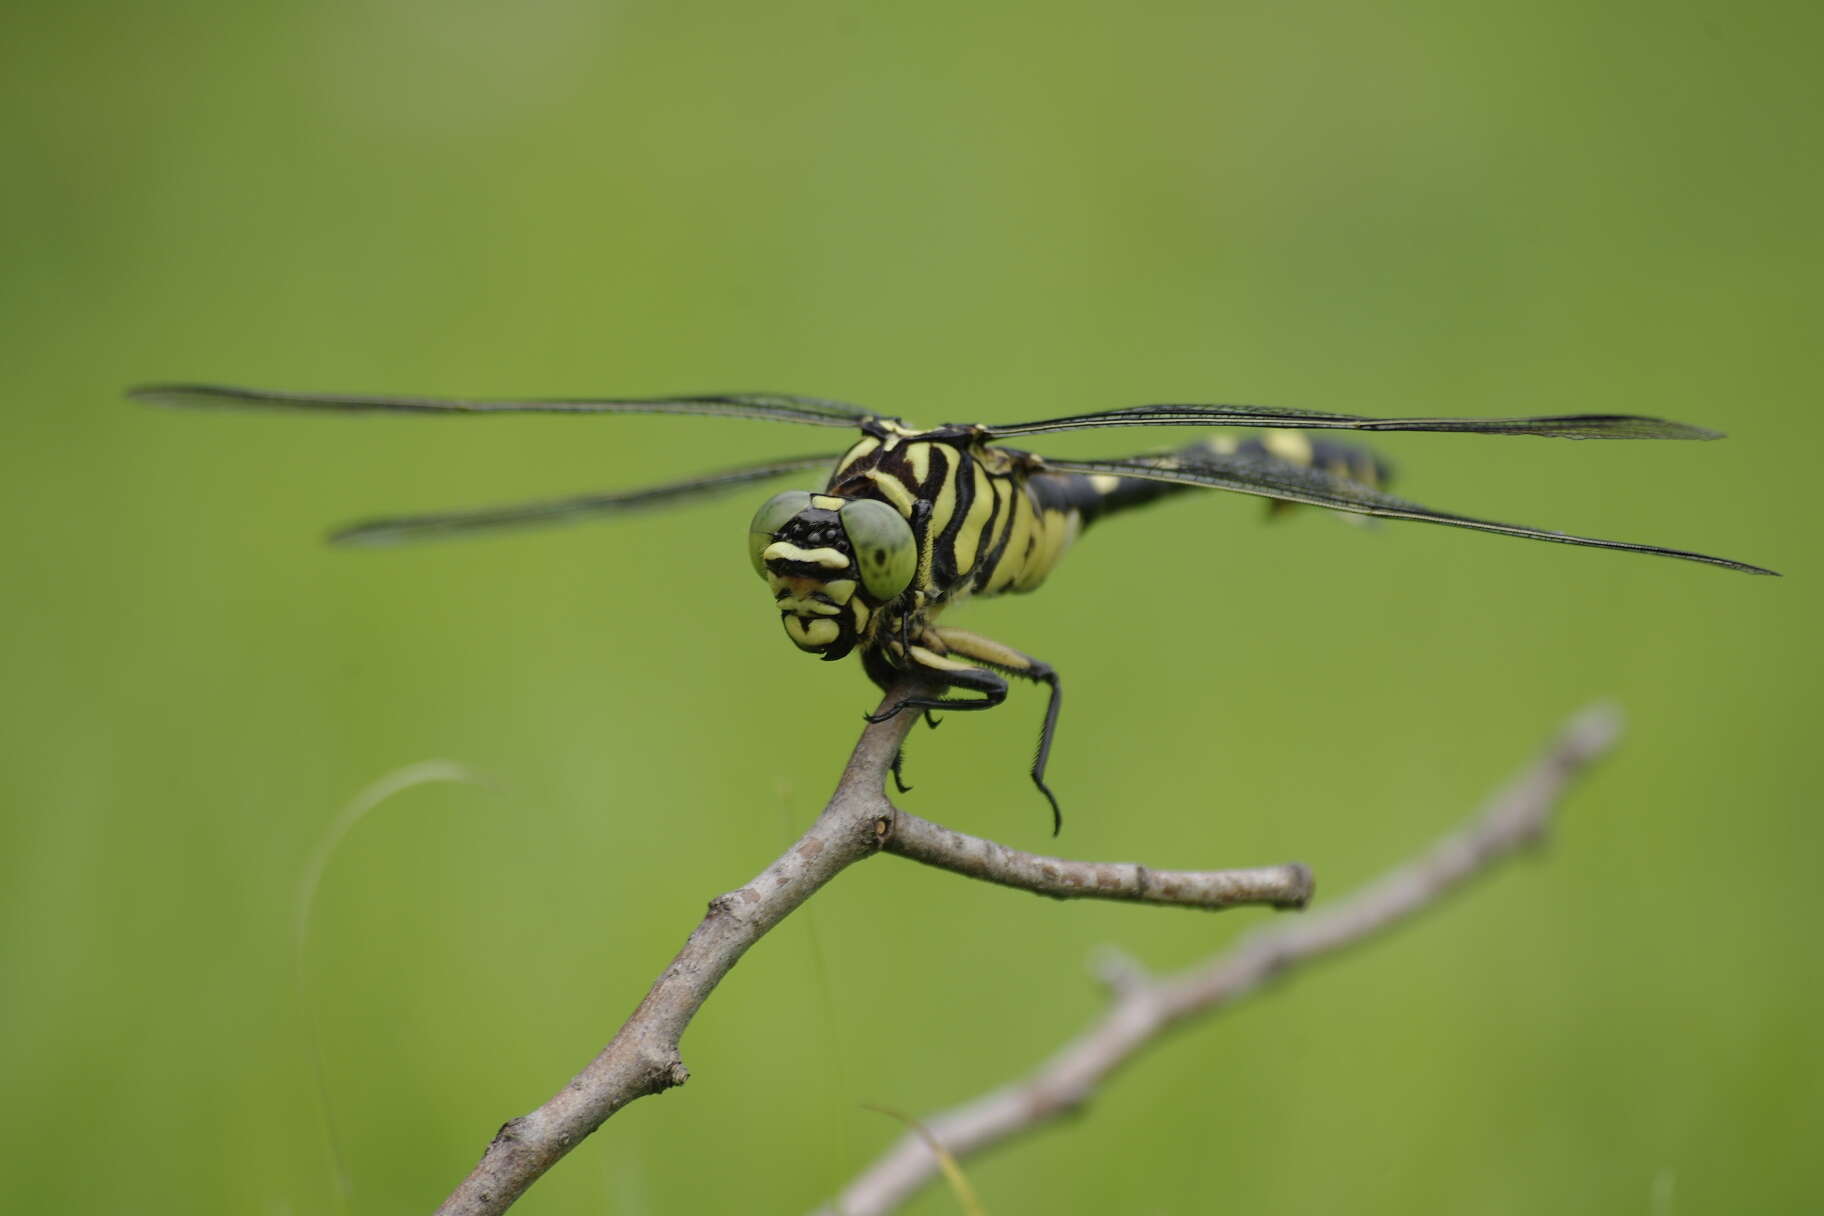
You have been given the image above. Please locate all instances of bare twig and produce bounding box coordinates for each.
[885,809,1313,909]
[818,703,1623,1216]
[433,682,1310,1215]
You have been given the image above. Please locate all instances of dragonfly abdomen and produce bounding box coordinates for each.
[1032,432,1394,529]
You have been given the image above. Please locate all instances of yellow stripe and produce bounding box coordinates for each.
[907,443,931,486]
[776,596,843,616]
[831,437,879,479]
[763,542,849,568]
[866,469,917,514]
[951,463,995,573]
[988,476,1014,563]
[922,445,957,588]
[908,644,977,673]
[1018,507,1080,591]
[975,480,1016,593]
[932,627,1036,672]
[926,446,956,535]
[811,494,846,511]
[783,615,840,647]
[985,492,1036,595]
[1263,431,1313,465]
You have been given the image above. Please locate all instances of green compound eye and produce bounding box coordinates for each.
[747,490,813,576]
[839,498,917,601]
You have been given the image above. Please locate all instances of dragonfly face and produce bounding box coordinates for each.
[747,489,917,662]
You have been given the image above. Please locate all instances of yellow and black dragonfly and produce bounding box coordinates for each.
[132,383,1774,831]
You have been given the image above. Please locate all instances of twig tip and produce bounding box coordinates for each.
[1564,702,1625,758]
[1089,945,1152,997]
[1278,862,1316,910]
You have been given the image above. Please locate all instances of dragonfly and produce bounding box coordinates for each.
[131,382,1775,833]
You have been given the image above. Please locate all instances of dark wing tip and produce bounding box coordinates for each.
[326,519,415,547]
[1366,413,1728,440]
[127,382,206,404]
[1683,555,1780,575]
[1552,413,1725,441]
[128,383,272,409]
[1592,415,1726,441]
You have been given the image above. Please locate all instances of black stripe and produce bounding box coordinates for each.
[973,474,1021,593]
[932,452,976,589]
[967,468,1007,582]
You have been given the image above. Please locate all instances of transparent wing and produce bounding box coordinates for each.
[1039,448,1776,574]
[331,453,837,547]
[986,403,1722,440]
[130,383,878,428]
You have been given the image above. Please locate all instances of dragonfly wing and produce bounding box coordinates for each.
[331,453,838,546]
[1039,448,1776,574]
[130,383,878,428]
[987,403,1722,440]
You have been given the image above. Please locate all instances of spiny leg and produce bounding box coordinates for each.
[889,746,913,794]
[930,627,1064,835]
[863,643,1009,724]
[881,704,944,793]
[879,644,927,792]
[866,630,1064,834]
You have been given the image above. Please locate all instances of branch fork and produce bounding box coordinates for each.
[433,691,1619,1216]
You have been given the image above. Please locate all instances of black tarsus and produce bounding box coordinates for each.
[862,670,1008,724]
[867,653,1065,834]
[1025,662,1064,836]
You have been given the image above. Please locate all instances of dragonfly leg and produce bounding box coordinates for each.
[865,629,1064,833]
[862,647,1008,723]
[927,627,1064,835]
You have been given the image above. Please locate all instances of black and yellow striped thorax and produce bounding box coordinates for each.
[752,419,1395,671]
[827,422,1085,615]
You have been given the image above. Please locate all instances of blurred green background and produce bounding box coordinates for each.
[5,1,1817,1212]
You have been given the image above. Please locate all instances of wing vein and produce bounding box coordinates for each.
[330,453,838,547]
[1039,450,1775,574]
[989,404,1723,441]
[130,383,877,428]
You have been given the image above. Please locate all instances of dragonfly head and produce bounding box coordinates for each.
[748,490,917,661]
